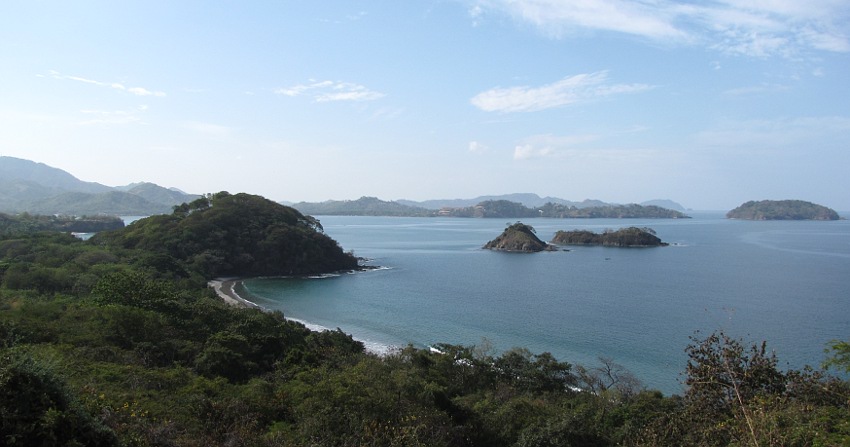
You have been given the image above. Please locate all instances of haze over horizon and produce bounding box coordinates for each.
[2,1,848,211]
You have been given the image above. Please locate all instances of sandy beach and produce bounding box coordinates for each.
[207,278,261,309]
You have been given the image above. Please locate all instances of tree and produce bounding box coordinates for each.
[0,349,119,446]
[823,340,850,373]
[577,357,642,399]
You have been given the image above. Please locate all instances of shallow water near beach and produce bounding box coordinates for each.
[242,213,850,395]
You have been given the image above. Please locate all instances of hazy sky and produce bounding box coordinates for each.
[2,1,848,210]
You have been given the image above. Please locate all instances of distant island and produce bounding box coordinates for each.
[483,222,557,252]
[292,197,690,219]
[441,200,689,219]
[398,193,688,212]
[291,196,431,217]
[551,227,668,247]
[726,200,840,221]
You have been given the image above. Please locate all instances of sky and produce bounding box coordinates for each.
[1,1,848,210]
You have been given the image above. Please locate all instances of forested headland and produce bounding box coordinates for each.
[1,192,848,446]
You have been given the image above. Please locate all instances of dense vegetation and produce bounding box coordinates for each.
[1,194,848,446]
[92,192,359,278]
[442,200,689,219]
[483,222,556,252]
[727,200,840,220]
[551,227,668,247]
[0,213,124,237]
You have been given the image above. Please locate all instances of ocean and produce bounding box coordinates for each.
[241,213,850,395]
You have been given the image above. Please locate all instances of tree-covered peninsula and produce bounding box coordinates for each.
[291,196,432,217]
[93,191,359,278]
[0,193,848,446]
[551,227,668,247]
[727,199,840,220]
[483,222,557,252]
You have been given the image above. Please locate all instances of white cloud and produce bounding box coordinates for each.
[514,144,553,160]
[127,87,166,97]
[368,106,405,121]
[513,133,598,160]
[276,80,384,102]
[77,109,144,126]
[468,141,489,154]
[471,71,652,113]
[479,0,685,39]
[45,70,166,96]
[470,0,850,58]
[77,105,149,126]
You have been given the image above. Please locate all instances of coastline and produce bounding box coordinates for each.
[207,278,262,309]
[208,276,395,356]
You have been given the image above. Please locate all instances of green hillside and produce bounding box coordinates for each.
[727,200,840,220]
[0,191,847,446]
[94,192,359,278]
[0,157,199,215]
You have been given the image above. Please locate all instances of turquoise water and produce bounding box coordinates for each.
[242,213,850,395]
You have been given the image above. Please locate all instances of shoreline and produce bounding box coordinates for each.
[207,278,262,309]
[208,276,395,355]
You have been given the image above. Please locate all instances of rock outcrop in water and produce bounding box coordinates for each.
[483,222,556,252]
[551,227,668,247]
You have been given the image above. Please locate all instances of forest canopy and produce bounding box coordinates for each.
[726,199,840,220]
[91,192,359,278]
[551,227,668,247]
[0,192,848,446]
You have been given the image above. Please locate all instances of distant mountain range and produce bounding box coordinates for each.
[398,194,687,211]
[0,156,200,215]
[291,195,689,218]
[292,196,432,217]
[0,156,688,217]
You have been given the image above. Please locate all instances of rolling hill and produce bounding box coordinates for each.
[0,156,200,215]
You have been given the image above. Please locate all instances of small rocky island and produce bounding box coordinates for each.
[726,200,840,220]
[550,227,668,247]
[483,222,557,252]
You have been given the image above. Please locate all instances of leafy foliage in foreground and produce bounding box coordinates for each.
[0,195,847,446]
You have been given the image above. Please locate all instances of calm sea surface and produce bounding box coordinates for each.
[242,213,850,395]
